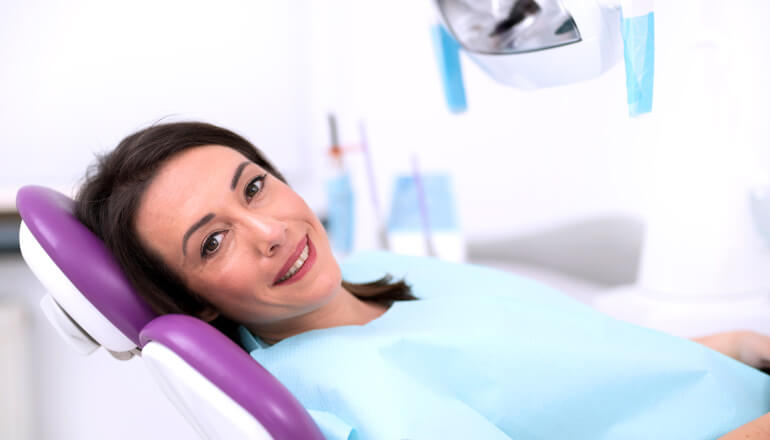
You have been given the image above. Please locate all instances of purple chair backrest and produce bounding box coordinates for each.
[17,185,155,352]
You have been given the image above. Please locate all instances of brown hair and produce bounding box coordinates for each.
[75,121,415,341]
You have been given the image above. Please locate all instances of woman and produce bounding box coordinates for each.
[76,121,770,439]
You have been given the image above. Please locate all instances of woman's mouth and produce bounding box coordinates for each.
[274,235,315,286]
[278,243,309,282]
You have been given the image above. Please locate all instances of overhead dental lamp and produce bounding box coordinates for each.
[433,0,770,337]
[433,0,624,90]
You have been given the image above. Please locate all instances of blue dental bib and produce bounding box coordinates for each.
[240,252,770,439]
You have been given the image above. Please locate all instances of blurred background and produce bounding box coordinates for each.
[1,0,766,439]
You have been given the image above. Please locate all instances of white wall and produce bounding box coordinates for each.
[0,303,31,440]
[0,0,312,207]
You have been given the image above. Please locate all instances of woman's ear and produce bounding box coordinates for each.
[197,307,220,322]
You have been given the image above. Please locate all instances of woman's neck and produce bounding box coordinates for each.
[245,286,388,346]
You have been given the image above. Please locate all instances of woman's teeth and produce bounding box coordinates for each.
[278,244,309,283]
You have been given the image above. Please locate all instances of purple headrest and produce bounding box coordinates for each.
[16,185,156,346]
[141,315,325,440]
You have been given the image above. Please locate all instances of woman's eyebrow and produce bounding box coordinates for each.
[182,212,215,256]
[231,161,251,190]
[181,161,250,256]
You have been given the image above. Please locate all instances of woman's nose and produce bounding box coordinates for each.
[242,213,287,257]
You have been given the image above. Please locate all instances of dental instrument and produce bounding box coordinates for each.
[326,114,355,255]
[410,153,437,257]
[359,121,390,250]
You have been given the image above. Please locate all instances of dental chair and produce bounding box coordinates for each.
[16,185,324,440]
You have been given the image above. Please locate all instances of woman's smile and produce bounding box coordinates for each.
[274,235,316,286]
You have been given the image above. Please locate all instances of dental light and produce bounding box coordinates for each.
[433,0,624,90]
[434,0,770,337]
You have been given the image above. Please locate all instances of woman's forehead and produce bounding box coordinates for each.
[146,146,249,203]
[134,145,261,257]
[166,145,249,169]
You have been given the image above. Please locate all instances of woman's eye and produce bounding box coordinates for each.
[201,231,225,258]
[245,174,267,201]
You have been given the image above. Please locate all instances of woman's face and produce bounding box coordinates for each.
[135,145,343,327]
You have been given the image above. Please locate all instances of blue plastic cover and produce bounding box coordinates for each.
[326,173,354,254]
[387,174,459,232]
[621,12,655,116]
[432,24,468,114]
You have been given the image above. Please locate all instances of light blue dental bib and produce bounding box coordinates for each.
[240,252,770,439]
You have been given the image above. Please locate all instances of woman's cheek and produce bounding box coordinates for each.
[316,266,343,297]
